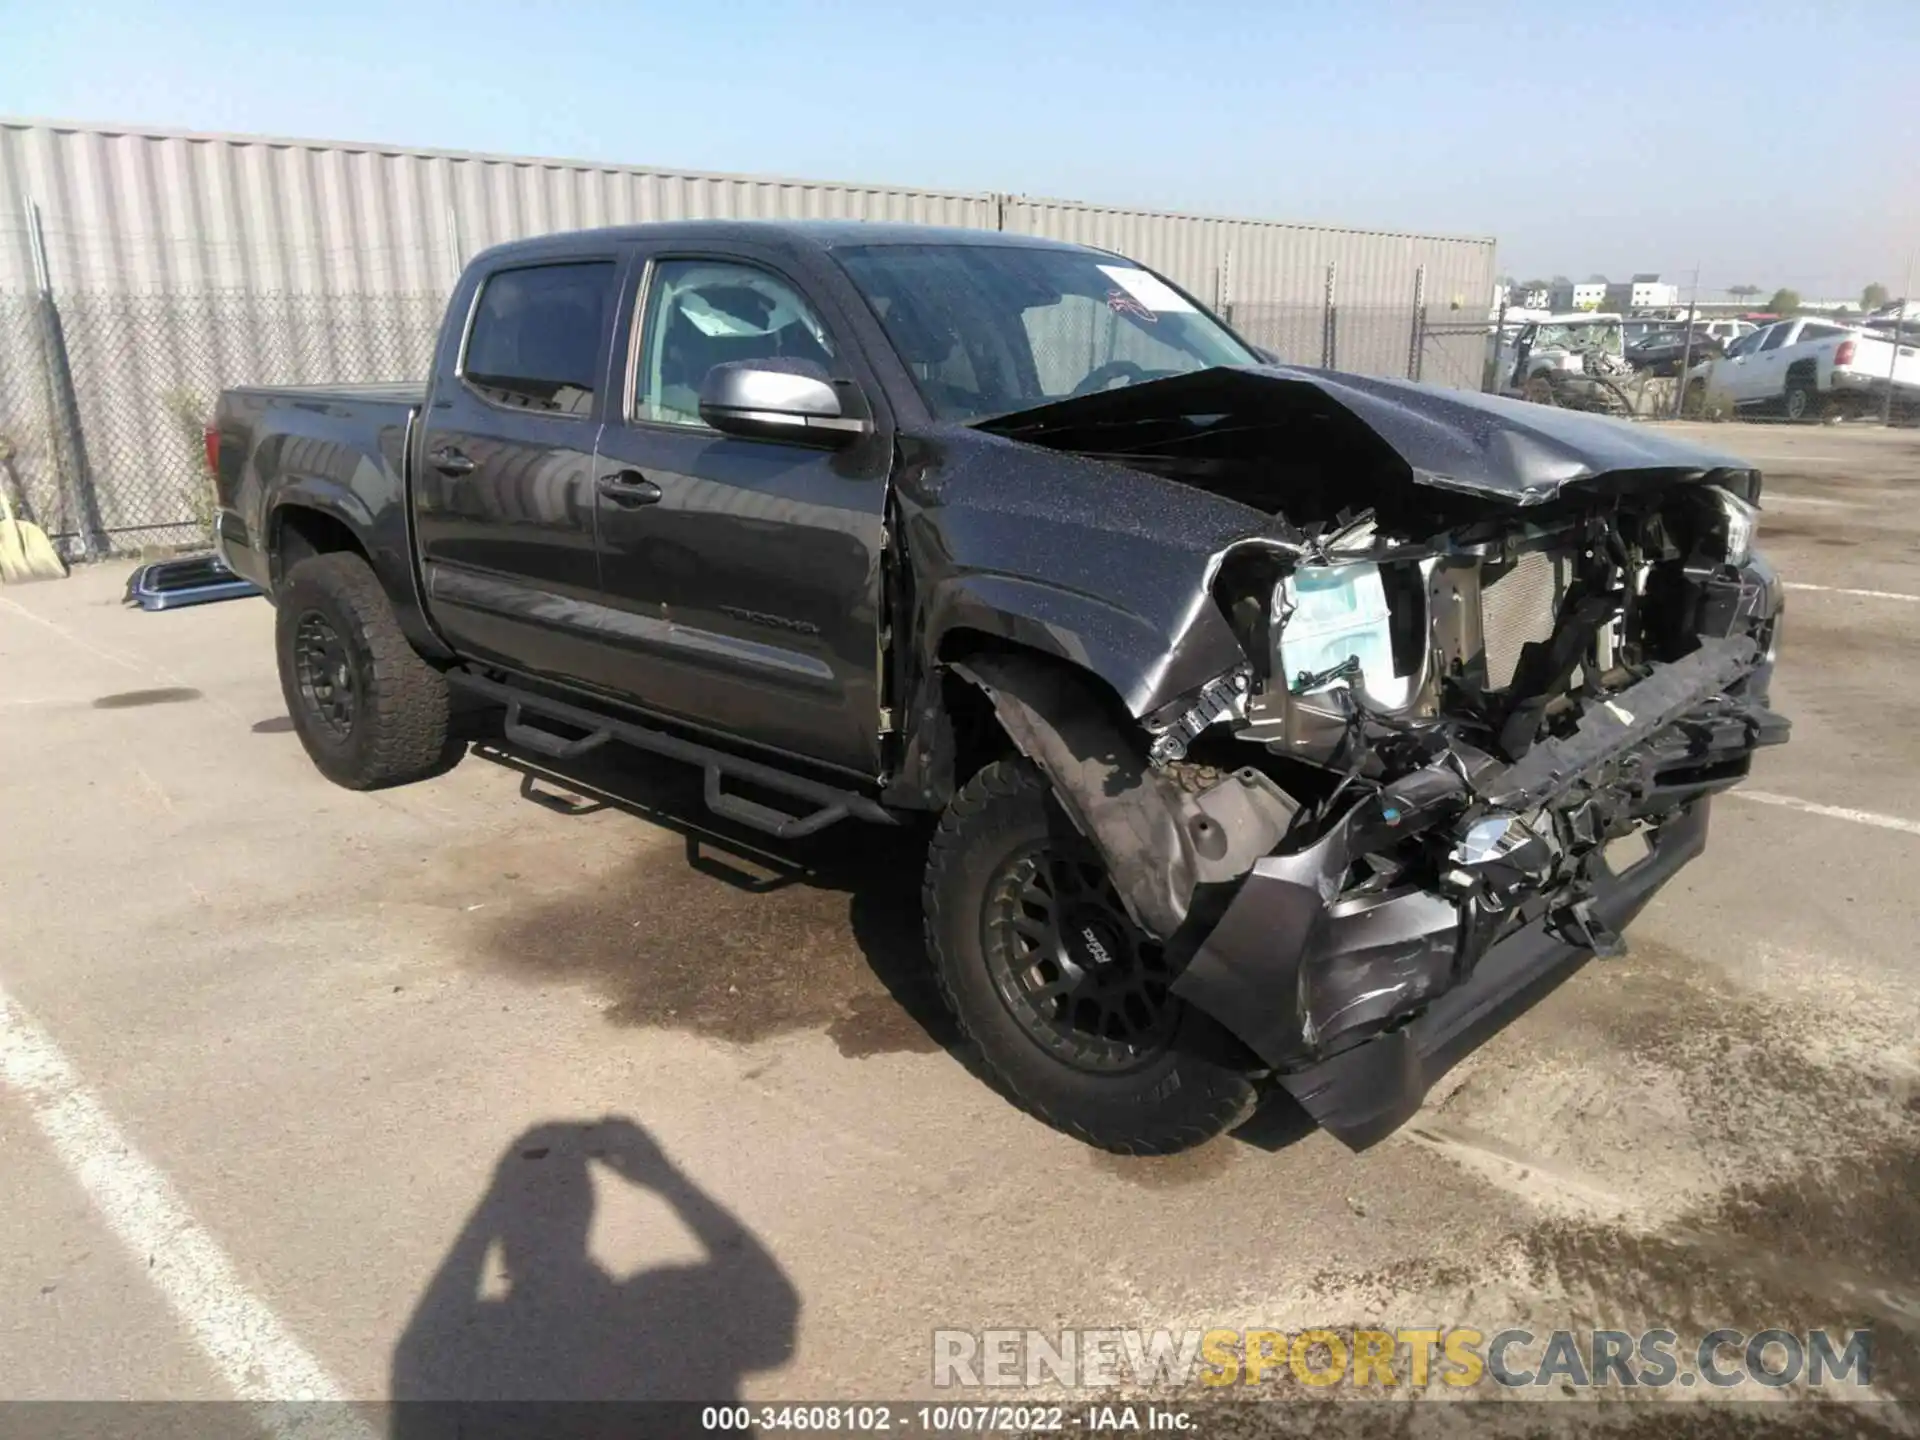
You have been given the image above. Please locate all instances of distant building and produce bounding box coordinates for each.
[1606,275,1680,312]
[1548,281,1610,311]
[1540,274,1680,313]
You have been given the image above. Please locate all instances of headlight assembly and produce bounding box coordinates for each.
[1713,488,1759,567]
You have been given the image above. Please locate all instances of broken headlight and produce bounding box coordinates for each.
[1711,487,1759,567]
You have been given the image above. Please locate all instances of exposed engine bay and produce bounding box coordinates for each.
[966,366,1789,1144]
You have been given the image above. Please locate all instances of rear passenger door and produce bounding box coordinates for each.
[413,253,623,684]
[582,245,895,776]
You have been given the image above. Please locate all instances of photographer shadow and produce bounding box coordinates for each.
[390,1116,797,1435]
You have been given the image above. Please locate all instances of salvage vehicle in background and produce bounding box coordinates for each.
[211,222,1788,1154]
[1688,317,1920,421]
[1499,314,1637,413]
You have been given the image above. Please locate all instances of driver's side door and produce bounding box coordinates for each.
[582,244,896,776]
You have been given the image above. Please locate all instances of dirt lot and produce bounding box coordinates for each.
[2,421,1918,1422]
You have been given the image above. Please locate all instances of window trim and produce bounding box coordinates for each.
[619,251,847,434]
[454,255,621,422]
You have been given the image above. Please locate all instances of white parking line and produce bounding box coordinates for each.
[1732,789,1920,838]
[1764,493,1859,509]
[0,981,370,1426]
[1783,582,1920,604]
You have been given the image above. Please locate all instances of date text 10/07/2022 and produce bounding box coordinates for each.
[701,1404,1193,1431]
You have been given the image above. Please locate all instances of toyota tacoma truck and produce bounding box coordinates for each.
[211,222,1788,1154]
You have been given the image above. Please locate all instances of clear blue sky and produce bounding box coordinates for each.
[4,0,1915,299]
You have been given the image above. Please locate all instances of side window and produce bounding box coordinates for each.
[1759,324,1793,351]
[1798,323,1847,342]
[633,260,836,427]
[462,262,616,416]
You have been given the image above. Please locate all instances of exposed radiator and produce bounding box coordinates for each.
[1480,551,1568,688]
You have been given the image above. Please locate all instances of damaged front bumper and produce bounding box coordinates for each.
[1171,631,1789,1149]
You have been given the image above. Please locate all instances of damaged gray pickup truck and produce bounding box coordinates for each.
[212,222,1787,1154]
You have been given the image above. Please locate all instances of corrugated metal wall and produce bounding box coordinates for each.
[0,121,999,293]
[0,118,1497,555]
[0,119,1492,309]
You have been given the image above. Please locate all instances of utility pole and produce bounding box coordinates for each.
[1672,265,1701,419]
[1883,251,1914,427]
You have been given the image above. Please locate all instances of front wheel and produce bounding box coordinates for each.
[922,759,1258,1154]
[275,552,454,790]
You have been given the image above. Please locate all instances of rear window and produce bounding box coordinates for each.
[463,261,616,416]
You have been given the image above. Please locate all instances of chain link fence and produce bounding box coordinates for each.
[2,270,1483,560]
[0,288,444,557]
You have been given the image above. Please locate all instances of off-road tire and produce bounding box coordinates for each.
[276,552,452,790]
[923,758,1259,1154]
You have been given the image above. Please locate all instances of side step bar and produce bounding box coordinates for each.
[448,671,899,841]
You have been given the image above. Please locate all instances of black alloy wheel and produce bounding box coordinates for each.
[982,840,1179,1072]
[294,609,358,739]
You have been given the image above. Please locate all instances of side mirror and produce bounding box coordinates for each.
[697,360,872,447]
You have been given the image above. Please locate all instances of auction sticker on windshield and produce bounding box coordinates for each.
[1097,265,1196,313]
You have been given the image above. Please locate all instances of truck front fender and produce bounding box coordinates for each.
[926,571,1246,722]
[950,652,1295,943]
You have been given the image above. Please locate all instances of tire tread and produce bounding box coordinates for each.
[922,758,1255,1154]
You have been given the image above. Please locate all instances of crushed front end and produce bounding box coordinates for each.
[976,369,1791,1147]
[1163,481,1787,1144]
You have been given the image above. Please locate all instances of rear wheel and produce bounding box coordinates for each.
[923,758,1258,1153]
[275,552,453,790]
[1784,376,1823,423]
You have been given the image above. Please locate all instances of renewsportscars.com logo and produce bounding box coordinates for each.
[931,1327,1874,1391]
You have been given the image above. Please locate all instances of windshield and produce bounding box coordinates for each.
[833,243,1258,423]
[1536,321,1623,355]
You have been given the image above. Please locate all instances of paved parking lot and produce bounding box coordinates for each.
[2,421,1918,1418]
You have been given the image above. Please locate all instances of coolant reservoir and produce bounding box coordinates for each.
[1276,562,1412,708]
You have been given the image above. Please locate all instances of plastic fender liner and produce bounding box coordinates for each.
[950,654,1295,941]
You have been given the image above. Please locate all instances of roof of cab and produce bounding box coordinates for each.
[468,219,1103,266]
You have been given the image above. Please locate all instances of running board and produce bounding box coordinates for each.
[449,671,897,840]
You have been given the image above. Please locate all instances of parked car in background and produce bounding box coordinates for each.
[1690,317,1920,420]
[1628,327,1725,376]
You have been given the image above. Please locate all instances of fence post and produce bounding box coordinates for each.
[1488,292,1509,393]
[25,198,101,561]
[1322,262,1337,369]
[1408,265,1428,381]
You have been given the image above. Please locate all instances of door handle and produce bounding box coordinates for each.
[429,446,476,477]
[597,470,662,507]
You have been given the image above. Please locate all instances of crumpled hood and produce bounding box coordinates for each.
[975,364,1758,506]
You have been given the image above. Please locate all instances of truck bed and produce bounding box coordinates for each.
[224,380,427,406]
[211,383,425,629]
